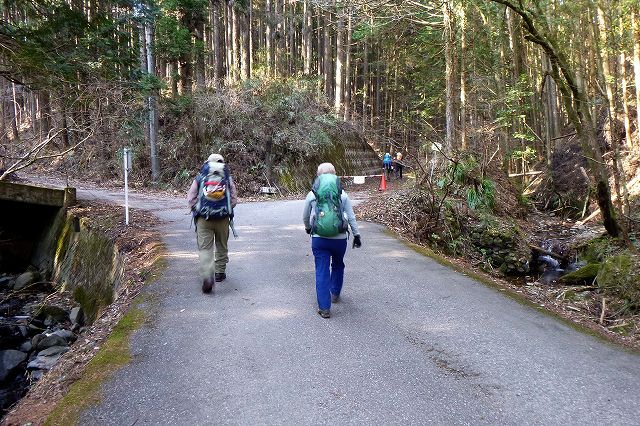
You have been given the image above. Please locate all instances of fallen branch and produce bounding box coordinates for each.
[599,298,606,324]
[508,171,543,177]
[607,322,629,330]
[529,244,568,261]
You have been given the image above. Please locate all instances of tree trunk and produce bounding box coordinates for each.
[460,4,467,151]
[597,5,624,216]
[59,89,69,149]
[232,5,239,81]
[145,21,159,182]
[375,45,382,130]
[266,0,274,77]
[343,8,352,122]
[334,7,344,116]
[39,90,52,141]
[10,83,20,141]
[303,0,312,75]
[443,0,455,152]
[620,50,633,147]
[542,53,559,166]
[170,62,179,97]
[287,0,295,75]
[275,0,285,77]
[317,5,323,95]
[362,36,368,131]
[0,78,7,145]
[323,2,333,100]
[195,15,206,89]
[139,22,147,73]
[248,0,253,77]
[241,8,250,80]
[212,0,224,84]
[633,8,640,146]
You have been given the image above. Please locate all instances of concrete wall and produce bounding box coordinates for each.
[34,211,124,324]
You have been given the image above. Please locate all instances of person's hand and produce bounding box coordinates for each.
[352,235,362,248]
[305,227,312,234]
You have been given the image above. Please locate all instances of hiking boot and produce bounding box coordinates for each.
[331,293,340,303]
[214,273,226,282]
[317,309,330,319]
[202,278,213,294]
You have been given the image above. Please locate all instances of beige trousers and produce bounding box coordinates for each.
[196,216,230,279]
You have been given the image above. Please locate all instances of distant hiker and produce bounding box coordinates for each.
[383,152,393,180]
[394,152,404,179]
[187,153,238,293]
[303,163,362,319]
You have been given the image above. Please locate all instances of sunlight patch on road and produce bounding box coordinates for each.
[230,250,264,259]
[420,322,458,333]
[380,250,408,258]
[233,225,269,234]
[164,251,198,259]
[253,307,299,319]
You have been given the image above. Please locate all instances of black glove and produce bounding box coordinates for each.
[352,235,362,248]
[305,227,312,234]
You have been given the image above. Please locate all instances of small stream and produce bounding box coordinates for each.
[0,271,80,418]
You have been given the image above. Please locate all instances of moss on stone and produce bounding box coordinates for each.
[596,251,640,313]
[560,263,600,284]
[581,236,617,263]
[50,213,123,325]
[469,219,529,276]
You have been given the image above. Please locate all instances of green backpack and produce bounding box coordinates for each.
[311,174,347,237]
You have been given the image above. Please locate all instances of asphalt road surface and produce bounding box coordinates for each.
[78,190,640,425]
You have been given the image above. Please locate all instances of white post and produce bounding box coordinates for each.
[124,148,130,225]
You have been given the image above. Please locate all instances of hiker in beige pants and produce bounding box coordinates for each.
[196,216,230,282]
[187,153,238,293]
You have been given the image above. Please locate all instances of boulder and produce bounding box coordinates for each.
[69,306,84,326]
[0,324,25,350]
[27,353,62,371]
[13,271,40,291]
[19,341,32,353]
[34,334,68,351]
[0,349,27,381]
[0,276,14,289]
[560,263,600,284]
[37,346,69,357]
[52,329,76,343]
[36,305,69,323]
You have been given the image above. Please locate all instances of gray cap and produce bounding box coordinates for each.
[208,154,224,163]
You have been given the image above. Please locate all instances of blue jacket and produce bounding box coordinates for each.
[383,154,392,165]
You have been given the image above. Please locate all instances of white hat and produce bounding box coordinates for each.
[208,154,224,163]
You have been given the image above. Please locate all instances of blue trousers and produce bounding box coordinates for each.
[312,237,347,310]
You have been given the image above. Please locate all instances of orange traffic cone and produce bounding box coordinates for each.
[379,173,387,191]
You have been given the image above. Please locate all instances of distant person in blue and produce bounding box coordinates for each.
[383,152,392,179]
[303,163,361,319]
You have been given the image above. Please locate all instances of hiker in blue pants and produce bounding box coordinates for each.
[383,152,393,180]
[303,163,362,318]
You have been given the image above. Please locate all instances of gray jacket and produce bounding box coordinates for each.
[302,191,360,239]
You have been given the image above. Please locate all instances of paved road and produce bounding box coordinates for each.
[78,190,640,425]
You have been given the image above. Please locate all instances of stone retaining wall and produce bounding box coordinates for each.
[35,211,124,324]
